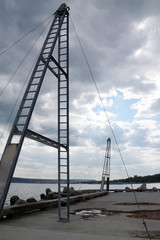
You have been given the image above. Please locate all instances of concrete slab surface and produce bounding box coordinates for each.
[0,192,160,240]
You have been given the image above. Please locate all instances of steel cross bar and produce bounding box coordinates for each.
[25,129,67,150]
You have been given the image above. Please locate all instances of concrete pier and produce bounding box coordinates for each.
[2,190,108,218]
[0,192,160,240]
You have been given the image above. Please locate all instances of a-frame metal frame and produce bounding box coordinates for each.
[0,3,70,221]
[101,138,111,191]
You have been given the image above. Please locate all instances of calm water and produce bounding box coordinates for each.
[5,182,160,206]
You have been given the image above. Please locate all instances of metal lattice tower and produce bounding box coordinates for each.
[0,3,70,221]
[100,138,111,191]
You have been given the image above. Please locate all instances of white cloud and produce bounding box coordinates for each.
[0,0,160,181]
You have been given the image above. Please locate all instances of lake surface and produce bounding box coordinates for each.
[5,182,160,206]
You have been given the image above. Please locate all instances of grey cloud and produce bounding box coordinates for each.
[130,79,156,94]
[148,98,160,115]
[0,0,160,179]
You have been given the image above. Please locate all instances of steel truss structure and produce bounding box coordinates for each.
[101,138,111,191]
[0,3,70,221]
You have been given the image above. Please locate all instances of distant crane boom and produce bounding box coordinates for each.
[101,138,111,191]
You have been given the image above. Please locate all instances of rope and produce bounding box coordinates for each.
[0,47,41,139]
[0,14,53,56]
[0,15,54,139]
[0,62,34,139]
[70,14,152,240]
[0,15,53,97]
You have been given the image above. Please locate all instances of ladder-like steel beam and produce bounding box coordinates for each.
[58,8,70,222]
[15,129,67,150]
[0,3,70,221]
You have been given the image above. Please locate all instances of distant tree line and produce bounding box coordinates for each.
[12,173,160,184]
[80,173,160,184]
[111,173,160,184]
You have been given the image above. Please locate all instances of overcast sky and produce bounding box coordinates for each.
[0,0,160,180]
